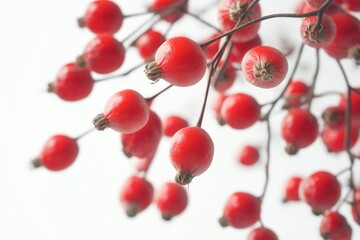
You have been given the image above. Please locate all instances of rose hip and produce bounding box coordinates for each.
[283,81,309,108]
[247,227,279,240]
[238,145,259,166]
[163,115,189,137]
[320,211,352,240]
[283,176,302,202]
[135,29,166,62]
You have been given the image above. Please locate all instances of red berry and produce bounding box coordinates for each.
[156,182,188,220]
[322,106,346,129]
[121,110,162,158]
[305,0,344,8]
[218,0,261,43]
[163,115,189,137]
[33,135,79,171]
[228,35,262,64]
[300,171,341,214]
[213,93,228,125]
[219,192,261,229]
[150,0,188,23]
[283,81,309,108]
[135,29,166,62]
[170,126,214,185]
[120,175,154,217]
[320,124,359,153]
[238,145,259,166]
[242,46,288,88]
[79,0,123,34]
[324,13,360,62]
[338,88,360,124]
[283,176,302,202]
[93,89,149,133]
[247,227,279,240]
[202,33,221,60]
[79,34,125,74]
[281,109,319,155]
[300,15,336,48]
[211,61,237,93]
[145,36,207,87]
[351,188,360,224]
[220,93,260,129]
[320,211,352,240]
[342,0,360,11]
[48,63,94,101]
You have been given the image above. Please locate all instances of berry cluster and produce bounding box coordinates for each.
[31,0,360,238]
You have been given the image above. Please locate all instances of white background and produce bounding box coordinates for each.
[0,0,360,239]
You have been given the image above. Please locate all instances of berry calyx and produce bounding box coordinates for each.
[156,182,188,220]
[48,63,94,101]
[120,175,154,217]
[93,89,149,133]
[300,15,336,48]
[170,126,214,185]
[78,0,123,34]
[78,34,125,74]
[145,36,207,87]
[32,134,79,171]
[247,227,279,240]
[238,145,259,166]
[320,211,352,240]
[163,115,189,137]
[322,106,346,129]
[283,176,302,202]
[135,29,166,62]
[219,192,260,229]
[300,171,341,214]
[242,46,288,88]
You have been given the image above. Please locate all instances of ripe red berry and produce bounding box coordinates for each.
[351,188,360,224]
[219,192,261,229]
[170,126,214,185]
[300,171,341,214]
[283,176,302,202]
[281,109,319,155]
[283,81,309,108]
[32,135,79,171]
[218,0,262,43]
[322,106,346,129]
[300,15,336,48]
[247,227,279,240]
[135,29,166,62]
[342,0,360,12]
[48,63,94,101]
[211,61,237,93]
[202,33,221,60]
[79,0,123,34]
[213,93,228,125]
[93,89,149,133]
[320,124,359,153]
[120,175,154,217]
[338,88,360,124]
[320,211,352,240]
[145,36,207,87]
[78,34,125,74]
[242,46,288,88]
[324,13,360,62]
[163,115,189,137]
[220,93,260,129]
[156,182,188,220]
[228,35,262,64]
[150,0,188,23]
[121,110,162,158]
[238,145,259,166]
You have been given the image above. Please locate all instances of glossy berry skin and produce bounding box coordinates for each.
[121,110,162,158]
[219,192,261,229]
[218,0,261,43]
[247,227,279,240]
[320,124,359,153]
[135,29,166,62]
[242,46,288,88]
[49,63,94,101]
[170,127,214,185]
[324,13,360,60]
[120,176,154,217]
[93,89,149,133]
[320,211,352,240]
[202,33,221,60]
[156,182,188,220]
[150,0,188,23]
[220,93,260,129]
[145,37,207,87]
[322,106,346,129]
[163,115,189,137]
[300,171,341,214]
[283,81,309,108]
[79,0,123,34]
[342,0,360,11]
[36,135,79,171]
[351,188,360,224]
[213,93,227,125]
[300,15,336,49]
[228,35,262,64]
[281,109,319,155]
[238,145,259,166]
[283,176,302,202]
[211,61,237,93]
[339,88,360,124]
[80,34,125,74]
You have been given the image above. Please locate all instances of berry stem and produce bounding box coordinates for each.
[74,128,94,141]
[95,61,146,83]
[145,85,173,103]
[184,10,222,32]
[305,49,320,111]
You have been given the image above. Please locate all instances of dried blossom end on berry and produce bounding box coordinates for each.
[349,44,360,65]
[253,61,274,82]
[304,23,325,45]
[76,55,87,69]
[31,158,42,168]
[77,17,85,28]
[47,83,55,93]
[175,170,193,185]
[229,2,248,22]
[125,203,140,218]
[285,143,299,155]
[93,113,109,131]
[161,214,173,221]
[145,61,162,82]
[218,216,229,228]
